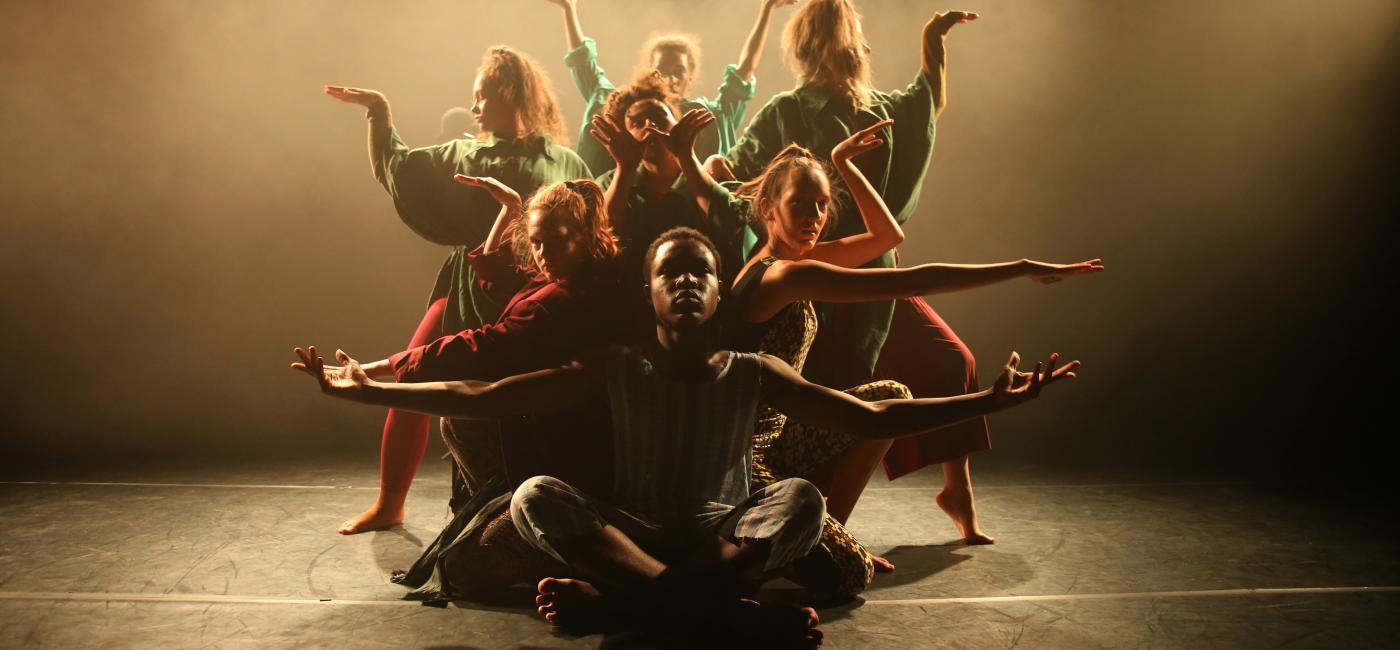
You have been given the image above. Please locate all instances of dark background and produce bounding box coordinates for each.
[2,0,1395,480]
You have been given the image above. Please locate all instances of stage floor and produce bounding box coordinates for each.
[2,459,1397,648]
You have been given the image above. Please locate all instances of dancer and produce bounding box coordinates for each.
[587,70,749,288]
[726,130,1100,597]
[545,0,799,176]
[315,178,631,598]
[721,1,1006,543]
[323,46,587,533]
[292,226,1079,644]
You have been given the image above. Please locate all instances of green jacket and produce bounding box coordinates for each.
[565,37,757,177]
[372,124,590,333]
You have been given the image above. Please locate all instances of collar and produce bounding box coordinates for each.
[480,133,554,160]
[794,81,836,114]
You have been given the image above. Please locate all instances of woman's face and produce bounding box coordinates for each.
[764,166,832,255]
[470,74,512,136]
[625,98,678,160]
[527,208,586,280]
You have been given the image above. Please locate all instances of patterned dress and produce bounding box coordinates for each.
[728,258,911,601]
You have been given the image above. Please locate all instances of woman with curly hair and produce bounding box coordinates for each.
[719,0,1012,545]
[323,45,589,534]
[586,70,749,291]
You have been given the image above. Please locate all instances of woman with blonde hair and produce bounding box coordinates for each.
[721,3,1020,545]
[323,45,589,534]
[723,129,1100,598]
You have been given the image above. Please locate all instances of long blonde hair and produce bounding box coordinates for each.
[510,180,619,273]
[477,46,568,143]
[783,0,874,108]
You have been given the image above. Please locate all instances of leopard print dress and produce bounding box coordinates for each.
[730,258,911,601]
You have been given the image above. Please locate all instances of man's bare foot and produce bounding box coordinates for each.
[337,503,404,535]
[936,487,995,545]
[724,599,823,647]
[872,555,896,573]
[536,577,623,633]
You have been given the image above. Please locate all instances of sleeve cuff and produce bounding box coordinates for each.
[389,348,417,382]
[720,63,757,101]
[563,37,599,66]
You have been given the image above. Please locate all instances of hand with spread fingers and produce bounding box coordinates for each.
[589,114,645,169]
[1023,259,1106,284]
[991,351,1079,408]
[643,108,717,160]
[323,85,388,109]
[832,119,893,167]
[291,346,372,401]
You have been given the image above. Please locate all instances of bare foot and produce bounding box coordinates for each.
[936,487,995,545]
[337,502,404,535]
[872,555,896,573]
[725,599,823,648]
[536,577,622,633]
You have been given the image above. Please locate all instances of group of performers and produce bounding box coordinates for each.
[297,0,1103,644]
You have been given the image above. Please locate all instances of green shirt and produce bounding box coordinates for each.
[564,37,757,177]
[373,125,591,333]
[724,72,938,380]
[594,166,750,284]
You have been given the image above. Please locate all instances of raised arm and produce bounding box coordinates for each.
[759,350,1076,440]
[454,175,523,254]
[324,86,392,183]
[736,0,799,80]
[743,256,1104,321]
[546,0,586,51]
[921,10,977,119]
[646,108,720,214]
[292,346,598,420]
[589,114,645,232]
[802,119,904,268]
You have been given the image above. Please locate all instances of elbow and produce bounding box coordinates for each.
[888,226,906,247]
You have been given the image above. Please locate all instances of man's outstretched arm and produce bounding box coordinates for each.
[291,346,598,420]
[759,350,1077,439]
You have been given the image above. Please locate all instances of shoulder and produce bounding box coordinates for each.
[594,167,617,186]
[546,140,588,167]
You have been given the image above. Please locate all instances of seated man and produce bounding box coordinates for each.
[292,227,1077,645]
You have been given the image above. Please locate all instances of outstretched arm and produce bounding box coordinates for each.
[803,119,905,268]
[743,256,1104,321]
[760,351,1076,440]
[324,86,393,182]
[922,10,977,119]
[291,346,597,419]
[736,0,799,80]
[545,0,586,51]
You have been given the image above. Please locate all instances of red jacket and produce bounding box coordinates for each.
[390,244,630,383]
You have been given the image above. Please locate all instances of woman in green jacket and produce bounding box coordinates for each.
[323,46,589,535]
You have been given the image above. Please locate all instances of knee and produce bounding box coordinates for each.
[509,475,571,525]
[703,154,736,182]
[773,478,826,544]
